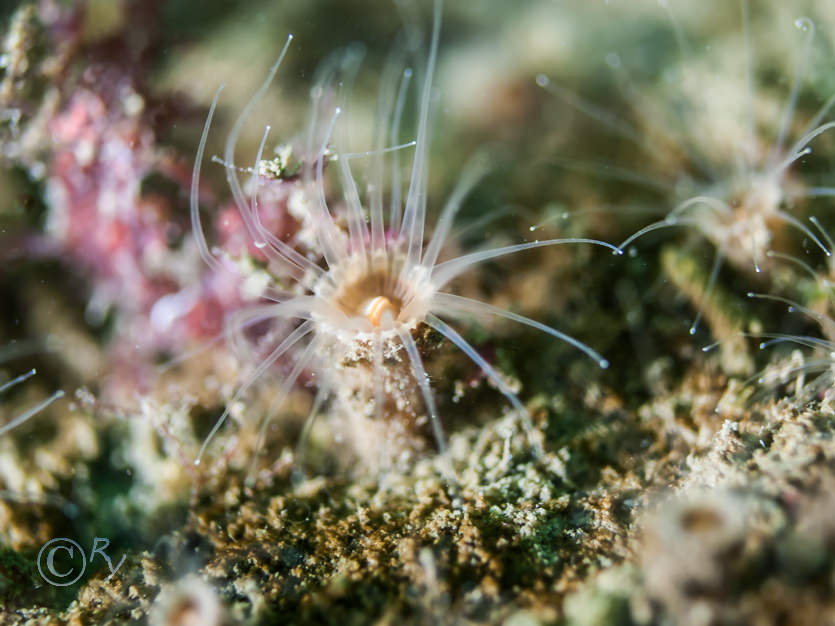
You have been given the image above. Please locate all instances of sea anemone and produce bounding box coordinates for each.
[190,0,617,474]
[537,1,835,338]
[149,574,223,626]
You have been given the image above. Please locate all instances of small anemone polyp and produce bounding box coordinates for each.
[191,0,617,474]
[314,252,423,334]
[697,176,782,269]
[539,4,835,342]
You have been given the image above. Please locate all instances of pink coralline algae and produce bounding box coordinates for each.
[46,74,175,322]
[18,3,303,390]
[0,0,319,408]
[45,73,213,342]
[40,73,312,398]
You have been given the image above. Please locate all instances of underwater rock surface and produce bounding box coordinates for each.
[1,1,834,624]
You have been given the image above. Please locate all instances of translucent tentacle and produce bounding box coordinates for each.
[669,195,732,218]
[251,126,326,280]
[432,292,608,368]
[535,74,663,162]
[801,187,835,199]
[0,368,36,394]
[765,250,818,281]
[740,0,755,175]
[422,153,490,270]
[617,216,700,251]
[785,122,835,168]
[425,314,542,458]
[450,204,511,242]
[191,84,225,271]
[747,291,829,325]
[401,0,442,271]
[757,334,834,351]
[195,319,313,466]
[810,216,835,257]
[389,68,413,235]
[773,209,831,257]
[432,238,621,288]
[292,383,330,483]
[370,44,406,253]
[689,248,723,336]
[312,107,351,267]
[338,152,370,262]
[658,0,692,60]
[769,17,815,165]
[247,336,321,482]
[548,156,673,193]
[0,389,64,437]
[223,36,316,277]
[334,47,370,262]
[395,326,447,458]
[774,146,811,178]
